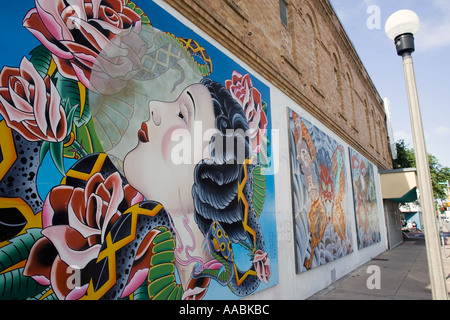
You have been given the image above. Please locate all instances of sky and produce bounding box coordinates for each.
[329,0,450,168]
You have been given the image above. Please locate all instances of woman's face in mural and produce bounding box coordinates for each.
[124,84,216,214]
[297,139,319,198]
[297,139,313,175]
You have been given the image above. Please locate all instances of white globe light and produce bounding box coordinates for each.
[385,10,420,41]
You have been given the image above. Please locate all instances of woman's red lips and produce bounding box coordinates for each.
[138,122,149,143]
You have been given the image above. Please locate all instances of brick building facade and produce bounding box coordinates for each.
[165,0,393,170]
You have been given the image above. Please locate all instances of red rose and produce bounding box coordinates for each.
[225,71,268,154]
[24,171,144,300]
[0,57,67,142]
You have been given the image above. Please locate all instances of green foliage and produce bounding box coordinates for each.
[394,139,450,200]
[28,287,58,300]
[39,99,78,176]
[429,155,450,200]
[393,140,416,169]
[252,166,266,219]
[147,228,183,300]
[53,72,91,128]
[29,45,52,78]
[0,228,43,273]
[0,268,48,300]
[30,45,95,175]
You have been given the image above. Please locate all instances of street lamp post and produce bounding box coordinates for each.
[385,10,448,300]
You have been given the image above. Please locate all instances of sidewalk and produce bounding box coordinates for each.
[308,235,450,300]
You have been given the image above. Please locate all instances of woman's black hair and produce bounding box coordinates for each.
[192,78,253,242]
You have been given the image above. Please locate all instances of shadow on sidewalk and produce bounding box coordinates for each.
[309,235,450,300]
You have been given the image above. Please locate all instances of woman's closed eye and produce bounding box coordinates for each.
[178,104,189,124]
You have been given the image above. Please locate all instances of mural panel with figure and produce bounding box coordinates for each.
[0,0,278,300]
[349,148,381,250]
[288,109,353,273]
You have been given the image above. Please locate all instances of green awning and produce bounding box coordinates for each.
[380,168,418,203]
[388,187,418,203]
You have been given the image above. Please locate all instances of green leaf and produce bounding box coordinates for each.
[132,282,150,300]
[262,100,268,114]
[0,228,43,273]
[252,166,266,219]
[147,228,181,300]
[50,141,65,176]
[39,141,50,165]
[65,101,79,135]
[53,72,90,127]
[0,268,47,300]
[29,45,53,78]
[73,121,102,155]
[28,286,58,301]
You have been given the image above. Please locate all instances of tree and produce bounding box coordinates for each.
[393,139,450,200]
[393,140,415,169]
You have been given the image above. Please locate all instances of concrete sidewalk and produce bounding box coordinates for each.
[308,237,450,300]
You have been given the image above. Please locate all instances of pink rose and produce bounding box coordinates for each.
[0,57,67,142]
[253,250,271,284]
[24,171,144,300]
[225,71,268,153]
[23,0,144,89]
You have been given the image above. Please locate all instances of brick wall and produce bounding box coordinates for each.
[164,0,393,170]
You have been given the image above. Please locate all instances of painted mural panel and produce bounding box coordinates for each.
[349,148,381,249]
[0,0,278,300]
[288,109,352,273]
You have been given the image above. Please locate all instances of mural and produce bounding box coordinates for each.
[288,109,352,273]
[0,0,278,300]
[349,148,381,249]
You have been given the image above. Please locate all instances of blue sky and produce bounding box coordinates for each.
[329,0,450,168]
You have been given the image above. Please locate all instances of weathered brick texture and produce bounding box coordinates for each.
[164,0,393,170]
